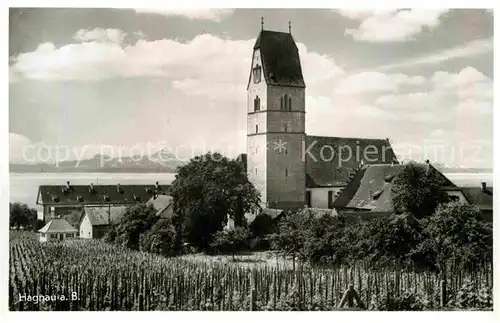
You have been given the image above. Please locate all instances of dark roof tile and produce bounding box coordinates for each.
[38,184,170,205]
[461,186,493,210]
[305,136,399,188]
[251,30,305,88]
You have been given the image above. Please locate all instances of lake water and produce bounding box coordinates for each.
[9,172,493,208]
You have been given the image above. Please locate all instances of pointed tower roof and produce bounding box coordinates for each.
[251,30,305,88]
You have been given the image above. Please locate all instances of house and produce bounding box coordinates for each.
[36,181,170,222]
[243,27,398,211]
[332,162,459,216]
[79,206,128,239]
[461,183,493,221]
[146,194,177,218]
[38,217,78,242]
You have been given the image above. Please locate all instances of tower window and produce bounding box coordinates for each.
[284,94,288,110]
[280,97,284,110]
[256,125,259,133]
[285,169,288,177]
[288,96,292,111]
[254,96,260,112]
[253,64,262,84]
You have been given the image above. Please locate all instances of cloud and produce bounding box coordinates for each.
[375,67,493,118]
[9,133,33,163]
[340,9,449,42]
[431,66,490,88]
[133,9,234,21]
[333,71,425,95]
[376,37,493,70]
[392,129,492,168]
[73,28,127,43]
[10,32,343,103]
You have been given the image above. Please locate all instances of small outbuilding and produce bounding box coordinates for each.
[79,206,128,239]
[38,217,78,242]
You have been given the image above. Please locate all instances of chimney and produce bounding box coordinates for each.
[89,183,94,193]
[425,159,430,175]
[481,182,487,192]
[369,190,373,200]
[66,181,70,189]
[155,181,160,189]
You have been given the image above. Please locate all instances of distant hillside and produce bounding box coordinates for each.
[435,166,493,173]
[9,149,186,173]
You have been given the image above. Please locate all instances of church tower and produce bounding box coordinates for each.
[246,25,306,211]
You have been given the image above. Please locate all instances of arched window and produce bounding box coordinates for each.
[280,97,284,110]
[284,94,288,110]
[288,96,292,111]
[256,125,259,133]
[254,96,260,112]
[285,169,288,177]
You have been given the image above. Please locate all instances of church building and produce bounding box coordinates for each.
[244,26,399,211]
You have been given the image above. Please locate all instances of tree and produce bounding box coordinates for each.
[10,202,37,230]
[391,161,449,219]
[210,227,250,260]
[417,202,493,275]
[139,218,178,257]
[268,212,311,270]
[112,204,158,250]
[170,152,260,250]
[357,213,424,269]
[248,213,277,250]
[301,213,355,265]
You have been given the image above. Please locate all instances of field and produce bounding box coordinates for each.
[9,231,493,311]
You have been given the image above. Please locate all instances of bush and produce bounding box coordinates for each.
[210,227,250,259]
[112,204,158,250]
[370,291,426,311]
[249,213,276,250]
[139,218,178,257]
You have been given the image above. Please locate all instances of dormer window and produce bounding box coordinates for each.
[253,64,262,84]
[254,96,261,112]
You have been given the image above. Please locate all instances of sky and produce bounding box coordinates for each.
[8,8,494,168]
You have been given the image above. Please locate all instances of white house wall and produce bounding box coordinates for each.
[307,187,343,209]
[79,214,93,239]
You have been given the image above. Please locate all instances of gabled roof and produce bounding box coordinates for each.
[38,218,78,233]
[332,163,456,212]
[83,206,128,226]
[146,195,175,217]
[461,186,493,211]
[250,30,305,88]
[305,136,399,188]
[332,164,404,211]
[37,184,171,205]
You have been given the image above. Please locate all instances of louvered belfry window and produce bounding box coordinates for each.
[253,64,262,84]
